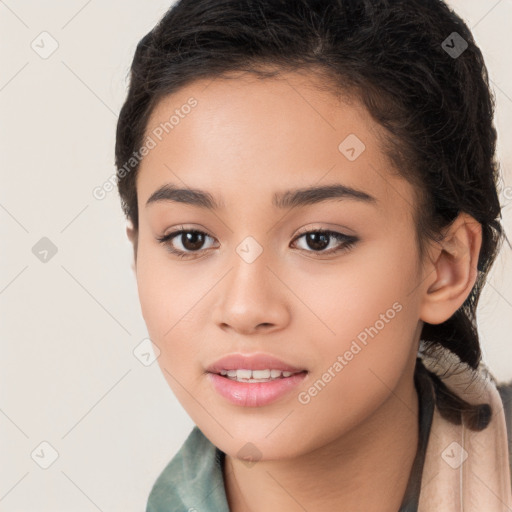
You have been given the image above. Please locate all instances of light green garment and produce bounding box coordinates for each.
[146,425,230,512]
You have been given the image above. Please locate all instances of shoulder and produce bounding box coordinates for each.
[146,426,229,512]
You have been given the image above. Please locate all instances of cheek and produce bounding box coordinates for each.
[291,288,418,456]
[135,249,199,368]
[136,259,203,413]
[305,240,417,345]
[136,264,171,339]
[305,242,420,402]
[136,243,189,334]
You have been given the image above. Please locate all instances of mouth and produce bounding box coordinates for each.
[205,353,308,406]
[206,352,307,376]
[212,368,308,383]
[207,369,308,407]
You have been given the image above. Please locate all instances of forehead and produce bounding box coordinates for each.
[137,70,416,222]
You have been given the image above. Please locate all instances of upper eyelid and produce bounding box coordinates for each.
[161,226,348,239]
[159,227,353,248]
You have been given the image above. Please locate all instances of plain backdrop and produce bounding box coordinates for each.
[1,1,511,510]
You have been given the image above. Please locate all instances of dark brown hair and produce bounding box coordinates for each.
[115,0,510,430]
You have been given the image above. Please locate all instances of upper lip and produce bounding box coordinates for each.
[206,353,306,374]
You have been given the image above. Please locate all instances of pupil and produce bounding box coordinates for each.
[182,232,204,251]
[307,232,329,251]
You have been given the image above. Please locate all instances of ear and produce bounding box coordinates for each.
[419,212,482,325]
[126,221,138,272]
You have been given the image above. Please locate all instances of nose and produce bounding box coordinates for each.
[212,248,291,336]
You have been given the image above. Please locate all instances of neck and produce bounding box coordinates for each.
[223,363,420,512]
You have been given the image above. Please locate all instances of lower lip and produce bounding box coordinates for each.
[207,371,308,407]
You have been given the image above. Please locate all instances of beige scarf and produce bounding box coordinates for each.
[418,343,512,511]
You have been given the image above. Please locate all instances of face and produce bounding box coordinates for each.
[133,70,428,460]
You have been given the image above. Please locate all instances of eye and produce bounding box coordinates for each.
[156,226,216,259]
[156,226,358,259]
[291,228,357,257]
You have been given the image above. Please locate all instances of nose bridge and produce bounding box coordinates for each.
[213,235,289,332]
[227,237,274,304]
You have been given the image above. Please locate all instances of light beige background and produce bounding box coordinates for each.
[1,1,511,510]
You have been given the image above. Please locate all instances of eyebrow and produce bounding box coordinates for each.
[145,183,377,210]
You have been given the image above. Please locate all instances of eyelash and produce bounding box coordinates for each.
[156,225,358,260]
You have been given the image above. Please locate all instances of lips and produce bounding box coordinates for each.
[206,353,306,374]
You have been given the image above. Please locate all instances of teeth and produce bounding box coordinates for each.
[237,369,252,380]
[252,369,270,379]
[219,368,301,382]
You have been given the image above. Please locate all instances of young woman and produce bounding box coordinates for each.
[115,0,512,510]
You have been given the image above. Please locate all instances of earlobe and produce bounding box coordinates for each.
[419,213,482,325]
[126,221,138,271]
[126,222,135,244]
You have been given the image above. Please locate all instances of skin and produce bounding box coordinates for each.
[126,70,482,511]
